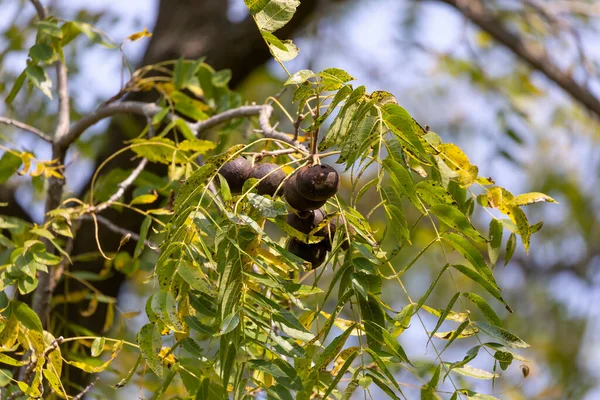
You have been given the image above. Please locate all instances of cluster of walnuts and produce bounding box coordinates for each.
[219,157,344,269]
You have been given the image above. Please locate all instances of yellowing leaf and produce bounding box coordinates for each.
[130,193,158,205]
[178,139,216,154]
[65,340,123,372]
[19,152,34,175]
[438,143,478,187]
[476,176,495,186]
[433,327,478,340]
[320,311,362,335]
[127,28,152,41]
[451,364,499,380]
[512,192,557,207]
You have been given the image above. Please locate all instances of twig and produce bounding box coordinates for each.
[61,102,162,149]
[251,147,306,161]
[0,116,52,142]
[72,377,99,400]
[89,158,149,213]
[79,214,158,250]
[28,0,46,18]
[259,104,306,148]
[191,105,266,134]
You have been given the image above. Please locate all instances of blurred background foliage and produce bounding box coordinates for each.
[1,0,599,398]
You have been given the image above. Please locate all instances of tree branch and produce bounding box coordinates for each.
[259,104,303,146]
[61,102,162,149]
[28,0,47,19]
[89,158,149,214]
[31,0,71,328]
[437,0,600,119]
[0,117,52,142]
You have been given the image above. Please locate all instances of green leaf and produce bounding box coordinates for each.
[504,233,516,266]
[284,69,314,85]
[451,264,508,308]
[321,347,359,399]
[358,293,385,351]
[26,65,53,99]
[184,316,216,335]
[463,292,502,327]
[381,103,426,157]
[248,359,302,391]
[6,70,27,104]
[428,292,461,344]
[317,68,354,91]
[0,369,12,387]
[443,233,494,283]
[488,219,503,266]
[390,303,415,337]
[421,364,442,400]
[137,323,163,377]
[383,201,410,242]
[219,312,240,335]
[441,320,470,352]
[451,364,499,380]
[415,264,450,314]
[178,262,211,292]
[445,345,480,376]
[134,216,152,260]
[474,321,529,349]
[431,205,487,243]
[189,293,217,318]
[171,91,209,121]
[11,300,43,332]
[338,101,378,165]
[245,0,300,33]
[383,158,422,211]
[0,152,22,184]
[151,291,185,332]
[30,43,54,63]
[493,350,514,370]
[416,181,460,207]
[179,338,204,357]
[363,348,404,392]
[247,193,288,217]
[212,69,232,87]
[368,372,402,400]
[307,85,352,131]
[91,337,105,357]
[319,85,365,150]
[315,323,356,371]
[268,38,298,61]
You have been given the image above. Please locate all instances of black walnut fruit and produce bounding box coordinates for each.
[218,157,251,194]
[249,163,286,197]
[286,238,328,269]
[283,172,327,211]
[286,209,325,235]
[296,164,340,201]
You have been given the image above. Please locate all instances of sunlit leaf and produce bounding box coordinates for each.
[474,321,529,348]
[512,192,557,207]
[245,0,300,33]
[127,27,152,41]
